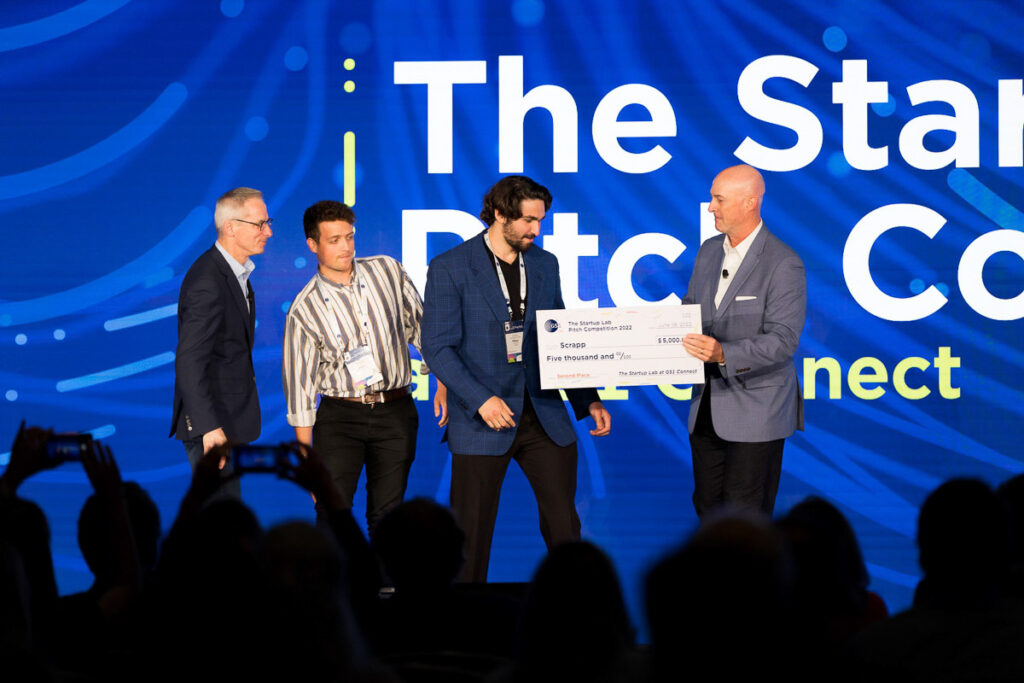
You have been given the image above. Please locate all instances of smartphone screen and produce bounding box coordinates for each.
[232,445,284,472]
[46,433,93,462]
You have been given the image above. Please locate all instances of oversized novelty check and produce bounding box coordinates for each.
[536,305,704,389]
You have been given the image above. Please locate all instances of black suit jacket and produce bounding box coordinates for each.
[169,245,261,442]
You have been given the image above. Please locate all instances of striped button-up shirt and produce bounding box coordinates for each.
[283,255,424,427]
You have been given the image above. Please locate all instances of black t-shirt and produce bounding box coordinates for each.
[483,238,527,321]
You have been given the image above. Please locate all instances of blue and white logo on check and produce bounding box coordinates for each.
[544,319,559,332]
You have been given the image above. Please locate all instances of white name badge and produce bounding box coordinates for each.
[504,319,524,363]
[536,305,704,389]
[343,345,384,388]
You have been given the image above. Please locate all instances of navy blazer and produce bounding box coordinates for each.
[422,233,598,456]
[681,226,806,442]
[169,245,261,443]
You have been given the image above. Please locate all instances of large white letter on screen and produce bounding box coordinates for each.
[899,80,980,170]
[832,60,890,170]
[958,229,1024,321]
[394,61,487,174]
[998,80,1024,167]
[607,233,685,306]
[499,55,578,173]
[700,203,717,245]
[843,204,948,321]
[734,55,822,172]
[542,213,600,308]
[402,210,483,294]
[592,84,677,174]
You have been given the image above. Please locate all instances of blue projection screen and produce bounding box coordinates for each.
[2,0,1023,620]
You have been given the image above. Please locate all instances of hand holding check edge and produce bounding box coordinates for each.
[683,333,724,364]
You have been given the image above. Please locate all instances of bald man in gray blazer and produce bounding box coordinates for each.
[682,165,806,518]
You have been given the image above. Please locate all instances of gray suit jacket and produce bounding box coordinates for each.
[681,226,806,442]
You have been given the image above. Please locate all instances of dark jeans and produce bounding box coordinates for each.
[313,394,418,533]
[450,399,580,583]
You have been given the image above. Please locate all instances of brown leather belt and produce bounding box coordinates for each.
[339,386,411,405]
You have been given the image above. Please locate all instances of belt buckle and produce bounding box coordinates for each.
[362,391,383,406]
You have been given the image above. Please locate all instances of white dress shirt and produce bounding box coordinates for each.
[215,240,255,311]
[714,222,762,309]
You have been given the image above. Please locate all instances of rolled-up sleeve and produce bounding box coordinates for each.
[283,312,320,427]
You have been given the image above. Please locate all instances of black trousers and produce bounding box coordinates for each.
[313,394,418,533]
[450,399,581,583]
[689,382,784,520]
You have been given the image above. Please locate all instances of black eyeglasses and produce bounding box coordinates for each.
[234,217,274,232]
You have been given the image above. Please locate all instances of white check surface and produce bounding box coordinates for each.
[536,305,704,389]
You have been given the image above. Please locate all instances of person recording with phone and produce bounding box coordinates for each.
[1,423,144,667]
[171,441,384,629]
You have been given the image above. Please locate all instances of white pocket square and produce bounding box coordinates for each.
[735,295,757,301]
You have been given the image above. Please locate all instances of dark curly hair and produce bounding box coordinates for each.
[303,200,356,241]
[479,175,552,226]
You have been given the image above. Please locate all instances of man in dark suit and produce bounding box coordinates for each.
[682,164,806,519]
[422,175,611,582]
[170,187,272,494]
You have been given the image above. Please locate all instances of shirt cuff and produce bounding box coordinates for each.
[286,410,317,427]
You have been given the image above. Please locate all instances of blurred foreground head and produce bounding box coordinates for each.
[372,498,465,594]
[646,512,793,679]
[917,478,1008,604]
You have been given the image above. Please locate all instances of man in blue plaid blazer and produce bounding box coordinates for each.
[422,176,611,582]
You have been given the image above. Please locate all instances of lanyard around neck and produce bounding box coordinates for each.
[316,263,372,346]
[483,231,527,319]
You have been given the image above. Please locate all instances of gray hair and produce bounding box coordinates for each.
[214,187,264,231]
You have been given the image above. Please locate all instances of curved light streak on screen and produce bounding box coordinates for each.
[948,169,1024,230]
[0,82,187,200]
[104,304,178,332]
[56,351,176,392]
[0,206,210,326]
[0,0,134,51]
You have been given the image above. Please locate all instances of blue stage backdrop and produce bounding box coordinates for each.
[2,0,1023,626]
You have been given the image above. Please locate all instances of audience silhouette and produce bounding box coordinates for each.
[997,472,1024,596]
[6,419,1024,683]
[646,511,800,682]
[776,495,888,672]
[505,540,640,683]
[850,478,1024,682]
[369,498,518,679]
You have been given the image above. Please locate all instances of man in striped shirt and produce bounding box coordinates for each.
[283,200,445,531]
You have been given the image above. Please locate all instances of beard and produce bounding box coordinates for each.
[502,222,535,252]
